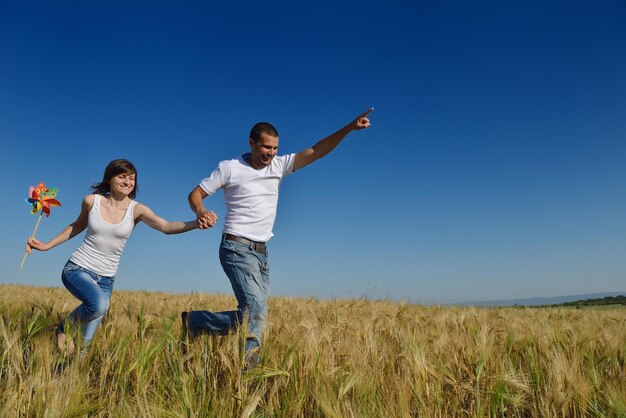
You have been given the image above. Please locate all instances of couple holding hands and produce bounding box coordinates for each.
[26,109,373,367]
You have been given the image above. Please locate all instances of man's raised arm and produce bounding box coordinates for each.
[292,108,373,172]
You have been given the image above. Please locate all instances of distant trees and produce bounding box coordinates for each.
[556,295,626,307]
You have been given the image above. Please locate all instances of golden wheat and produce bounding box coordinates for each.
[1,284,624,417]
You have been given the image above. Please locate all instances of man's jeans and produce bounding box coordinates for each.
[188,237,270,352]
[60,261,114,347]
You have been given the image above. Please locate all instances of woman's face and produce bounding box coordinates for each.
[109,172,136,197]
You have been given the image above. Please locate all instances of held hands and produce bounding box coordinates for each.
[196,210,218,230]
[350,108,374,131]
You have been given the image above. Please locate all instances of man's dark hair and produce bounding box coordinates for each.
[249,122,279,142]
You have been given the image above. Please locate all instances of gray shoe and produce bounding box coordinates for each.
[243,347,261,373]
[77,348,89,361]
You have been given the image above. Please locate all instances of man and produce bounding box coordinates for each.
[182,108,373,367]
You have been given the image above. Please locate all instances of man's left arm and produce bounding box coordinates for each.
[293,108,373,171]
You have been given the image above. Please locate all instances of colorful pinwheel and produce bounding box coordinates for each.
[20,182,62,269]
[26,182,61,217]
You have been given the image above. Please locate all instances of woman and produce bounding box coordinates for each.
[26,159,218,357]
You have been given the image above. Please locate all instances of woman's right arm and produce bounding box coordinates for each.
[26,195,93,253]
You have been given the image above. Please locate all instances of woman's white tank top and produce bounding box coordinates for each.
[69,194,137,277]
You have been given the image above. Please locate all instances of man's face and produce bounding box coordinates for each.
[248,133,279,169]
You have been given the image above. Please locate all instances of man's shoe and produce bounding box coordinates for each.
[180,311,195,355]
[243,347,261,373]
[181,311,193,339]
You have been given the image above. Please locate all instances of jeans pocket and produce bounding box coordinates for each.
[62,261,81,275]
[221,239,249,257]
[94,279,114,296]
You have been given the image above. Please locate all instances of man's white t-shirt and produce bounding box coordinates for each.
[199,153,295,242]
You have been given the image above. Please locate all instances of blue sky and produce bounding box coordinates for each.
[1,1,625,304]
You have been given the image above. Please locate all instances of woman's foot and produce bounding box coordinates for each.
[56,328,75,355]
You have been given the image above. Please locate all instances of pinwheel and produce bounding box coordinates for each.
[20,182,62,269]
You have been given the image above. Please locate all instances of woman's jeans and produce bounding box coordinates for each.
[188,237,270,353]
[60,261,114,348]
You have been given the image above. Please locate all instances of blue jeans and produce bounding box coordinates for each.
[188,237,270,352]
[60,261,114,347]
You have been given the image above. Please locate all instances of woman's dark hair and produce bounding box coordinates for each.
[91,159,138,199]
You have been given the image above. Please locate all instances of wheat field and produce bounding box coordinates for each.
[1,283,624,417]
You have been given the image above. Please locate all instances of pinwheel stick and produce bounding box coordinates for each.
[19,210,44,270]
